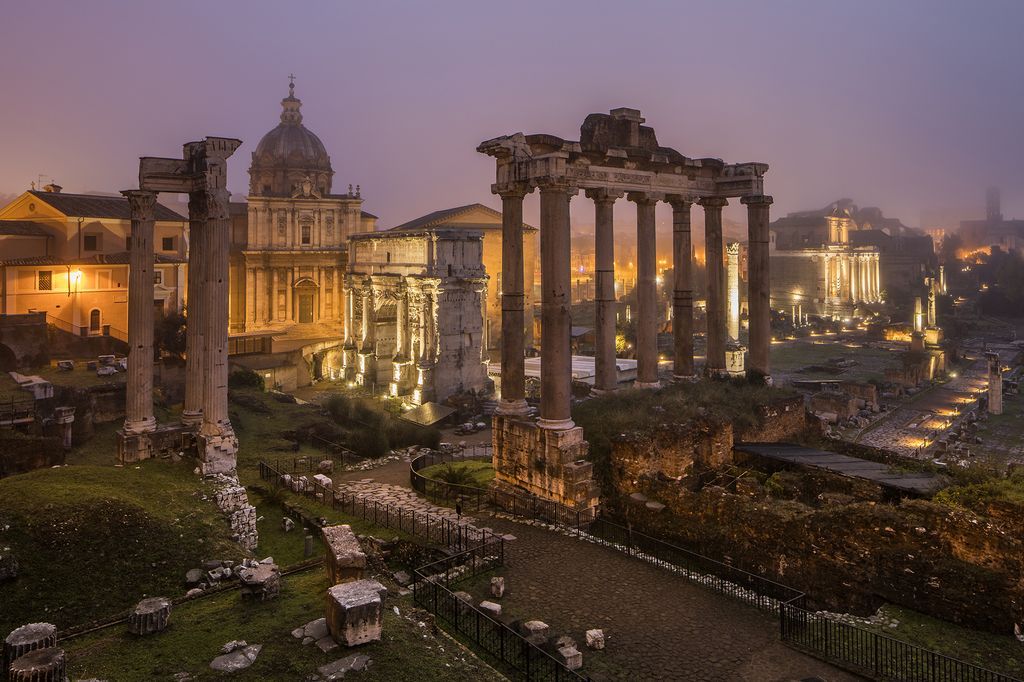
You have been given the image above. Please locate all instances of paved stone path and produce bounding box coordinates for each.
[338,458,855,681]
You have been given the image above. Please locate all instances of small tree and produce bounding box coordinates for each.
[155,310,187,358]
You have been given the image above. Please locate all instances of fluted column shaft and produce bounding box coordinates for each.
[123,190,158,434]
[629,193,660,388]
[182,198,207,426]
[360,284,375,352]
[200,187,232,436]
[669,199,694,379]
[497,186,531,415]
[701,197,728,376]
[395,284,409,360]
[538,182,576,430]
[587,189,621,394]
[742,195,773,381]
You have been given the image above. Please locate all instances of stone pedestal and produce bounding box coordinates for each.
[197,433,240,477]
[7,647,65,682]
[128,597,171,635]
[326,579,387,646]
[726,342,746,378]
[491,415,599,510]
[53,406,74,451]
[322,524,366,585]
[238,563,281,601]
[4,623,55,675]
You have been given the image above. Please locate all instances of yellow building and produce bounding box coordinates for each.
[0,185,188,340]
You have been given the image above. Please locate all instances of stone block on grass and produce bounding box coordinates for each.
[326,579,387,646]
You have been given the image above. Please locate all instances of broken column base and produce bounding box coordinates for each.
[7,647,66,682]
[725,342,746,377]
[492,415,600,510]
[197,432,239,476]
[118,423,194,465]
[326,579,387,647]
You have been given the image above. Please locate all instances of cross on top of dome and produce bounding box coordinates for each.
[281,75,302,125]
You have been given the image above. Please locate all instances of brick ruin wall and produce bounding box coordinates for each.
[212,476,259,551]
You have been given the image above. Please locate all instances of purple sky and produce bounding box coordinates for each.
[2,0,1023,236]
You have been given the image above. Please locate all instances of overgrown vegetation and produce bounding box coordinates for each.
[228,367,265,392]
[0,461,238,633]
[574,380,797,491]
[933,470,1024,509]
[319,393,440,458]
[420,460,495,488]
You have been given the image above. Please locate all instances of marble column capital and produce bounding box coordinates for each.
[121,189,158,218]
[536,179,578,197]
[698,196,729,209]
[740,194,774,207]
[584,188,624,204]
[666,195,696,210]
[493,183,533,200]
[626,191,663,205]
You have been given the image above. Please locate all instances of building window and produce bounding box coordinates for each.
[154,270,163,285]
[84,233,101,251]
[126,235,132,250]
[89,309,101,332]
[162,236,175,251]
[301,224,311,245]
[37,270,52,291]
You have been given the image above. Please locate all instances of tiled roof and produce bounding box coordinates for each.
[1,252,185,266]
[388,203,535,232]
[0,220,51,237]
[29,191,187,222]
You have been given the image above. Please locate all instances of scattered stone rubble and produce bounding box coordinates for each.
[237,560,281,601]
[210,473,258,551]
[209,640,262,673]
[313,653,372,681]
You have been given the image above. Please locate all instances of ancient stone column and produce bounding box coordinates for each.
[198,184,234,441]
[394,284,408,362]
[4,623,56,673]
[360,283,375,353]
[927,284,937,327]
[416,288,436,402]
[271,268,280,321]
[7,647,66,682]
[914,297,924,332]
[181,195,207,427]
[669,198,695,380]
[496,185,531,416]
[587,188,622,394]
[742,195,773,381]
[700,197,728,376]
[850,255,859,303]
[122,190,158,437]
[726,242,740,342]
[538,181,576,430]
[987,351,1002,415]
[128,597,172,636]
[873,256,881,300]
[629,192,660,388]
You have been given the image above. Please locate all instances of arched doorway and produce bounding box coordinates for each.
[89,309,101,333]
[293,278,319,324]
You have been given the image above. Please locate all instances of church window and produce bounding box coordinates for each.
[301,224,311,245]
[37,270,52,291]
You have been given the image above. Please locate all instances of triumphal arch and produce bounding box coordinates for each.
[479,108,772,509]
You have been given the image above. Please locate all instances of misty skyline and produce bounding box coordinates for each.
[2,0,1023,233]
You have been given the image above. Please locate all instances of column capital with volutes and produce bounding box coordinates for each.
[492,182,534,200]
[741,194,774,207]
[698,196,729,209]
[535,178,578,197]
[584,188,624,204]
[121,189,158,219]
[666,194,697,210]
[626,191,664,205]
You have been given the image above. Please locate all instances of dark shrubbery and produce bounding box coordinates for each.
[319,393,440,458]
[228,368,265,391]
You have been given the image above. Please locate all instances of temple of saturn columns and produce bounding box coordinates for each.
[118,137,242,476]
[478,108,772,509]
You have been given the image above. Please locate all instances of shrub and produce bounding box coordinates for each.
[228,368,264,391]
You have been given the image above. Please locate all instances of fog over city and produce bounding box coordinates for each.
[2,0,1023,232]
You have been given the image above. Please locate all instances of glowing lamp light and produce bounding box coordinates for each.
[70,270,82,286]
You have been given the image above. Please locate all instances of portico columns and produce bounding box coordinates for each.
[669,197,695,380]
[700,196,729,377]
[181,196,207,427]
[496,185,532,416]
[538,181,577,430]
[742,194,773,381]
[123,189,158,435]
[587,188,622,394]
[629,192,660,388]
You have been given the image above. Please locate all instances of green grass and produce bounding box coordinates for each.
[419,460,495,488]
[0,460,238,633]
[64,567,505,681]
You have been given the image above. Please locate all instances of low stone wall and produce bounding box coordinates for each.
[492,415,599,509]
[735,395,809,443]
[616,479,1024,634]
[211,476,259,551]
[610,420,732,494]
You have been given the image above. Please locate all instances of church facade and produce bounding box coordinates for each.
[227,81,377,388]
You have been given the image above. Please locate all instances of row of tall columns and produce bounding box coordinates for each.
[495,186,774,431]
[199,185,233,439]
[181,196,207,427]
[824,254,881,304]
[123,190,158,435]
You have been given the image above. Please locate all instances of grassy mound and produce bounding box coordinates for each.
[0,461,238,633]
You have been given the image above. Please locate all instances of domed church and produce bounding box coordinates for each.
[227,78,377,389]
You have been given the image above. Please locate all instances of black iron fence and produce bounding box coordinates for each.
[413,543,587,681]
[408,453,1023,681]
[780,602,1020,682]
